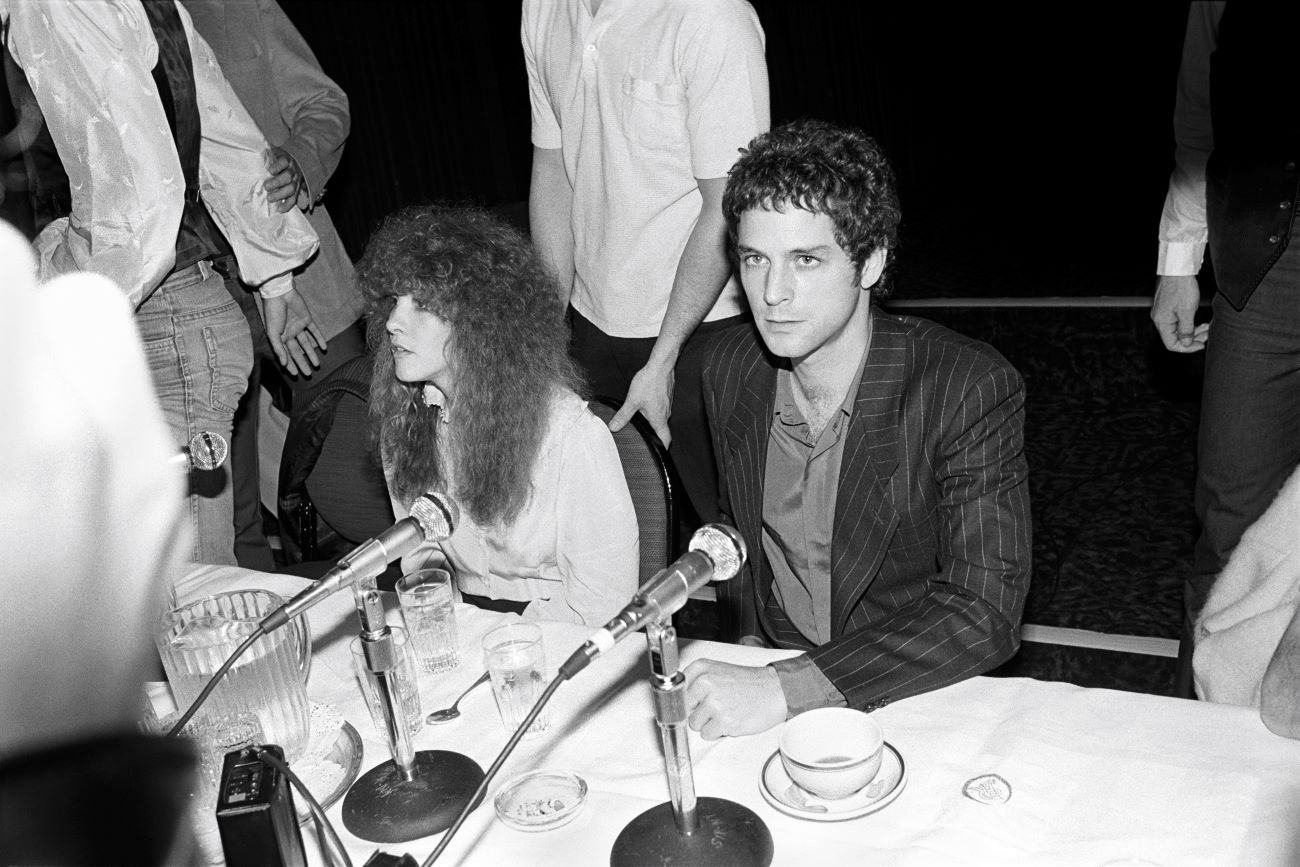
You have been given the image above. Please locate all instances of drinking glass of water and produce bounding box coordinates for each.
[483,621,550,738]
[397,568,460,674]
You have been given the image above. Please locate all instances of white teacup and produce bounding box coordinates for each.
[779,707,884,800]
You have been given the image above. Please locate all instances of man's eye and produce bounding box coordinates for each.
[796,255,819,266]
[742,254,766,267]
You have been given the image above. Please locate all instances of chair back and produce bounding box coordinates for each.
[588,397,675,585]
[278,354,394,568]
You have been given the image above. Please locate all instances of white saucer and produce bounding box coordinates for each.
[759,742,906,822]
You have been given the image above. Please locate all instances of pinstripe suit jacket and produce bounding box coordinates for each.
[703,312,1031,711]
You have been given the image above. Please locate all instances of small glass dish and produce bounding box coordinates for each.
[493,770,588,832]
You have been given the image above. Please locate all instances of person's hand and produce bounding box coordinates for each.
[1151,275,1209,352]
[683,658,787,740]
[264,146,305,213]
[264,289,327,377]
[609,358,674,446]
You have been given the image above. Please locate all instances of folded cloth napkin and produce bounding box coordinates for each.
[1194,465,1300,706]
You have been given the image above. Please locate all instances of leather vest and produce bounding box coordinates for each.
[1206,3,1300,308]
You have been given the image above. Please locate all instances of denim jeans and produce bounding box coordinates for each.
[136,261,253,566]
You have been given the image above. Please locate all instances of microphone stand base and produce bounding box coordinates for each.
[341,750,485,844]
[610,796,773,867]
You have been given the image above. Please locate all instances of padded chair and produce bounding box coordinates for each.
[277,354,396,580]
[588,396,676,586]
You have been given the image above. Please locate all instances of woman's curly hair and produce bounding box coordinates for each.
[359,204,583,528]
[722,119,902,300]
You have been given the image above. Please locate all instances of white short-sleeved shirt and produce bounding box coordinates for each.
[522,0,770,338]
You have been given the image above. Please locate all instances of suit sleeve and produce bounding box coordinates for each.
[258,0,350,204]
[805,361,1032,711]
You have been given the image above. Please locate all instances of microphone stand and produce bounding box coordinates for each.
[341,589,485,844]
[610,617,773,867]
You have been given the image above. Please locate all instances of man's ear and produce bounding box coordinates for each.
[858,247,887,291]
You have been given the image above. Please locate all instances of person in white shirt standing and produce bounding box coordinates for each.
[522,0,769,532]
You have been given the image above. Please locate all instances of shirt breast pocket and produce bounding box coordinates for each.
[619,75,687,151]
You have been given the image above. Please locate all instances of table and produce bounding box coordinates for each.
[181,565,1300,866]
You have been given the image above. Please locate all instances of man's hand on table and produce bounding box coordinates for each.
[683,659,787,739]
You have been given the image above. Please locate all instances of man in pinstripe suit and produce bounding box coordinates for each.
[684,120,1032,739]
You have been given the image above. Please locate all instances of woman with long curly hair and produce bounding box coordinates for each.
[361,204,638,625]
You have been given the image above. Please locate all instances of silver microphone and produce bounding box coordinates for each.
[172,431,229,470]
[559,524,746,679]
[258,492,459,633]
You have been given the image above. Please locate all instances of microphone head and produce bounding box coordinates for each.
[187,431,229,471]
[688,523,747,582]
[408,492,459,541]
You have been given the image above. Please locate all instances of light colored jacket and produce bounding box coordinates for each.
[1194,465,1300,706]
[184,0,363,338]
[1,0,318,304]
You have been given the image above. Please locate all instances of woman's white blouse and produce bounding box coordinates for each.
[391,389,639,626]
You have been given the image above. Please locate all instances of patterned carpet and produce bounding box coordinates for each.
[677,304,1203,699]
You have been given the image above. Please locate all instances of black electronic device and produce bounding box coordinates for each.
[216,745,307,867]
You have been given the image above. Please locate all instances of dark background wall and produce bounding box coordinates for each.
[282,0,1193,298]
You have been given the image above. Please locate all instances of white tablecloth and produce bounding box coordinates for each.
[181,565,1300,867]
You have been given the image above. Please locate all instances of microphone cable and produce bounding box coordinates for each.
[165,627,266,739]
[421,672,568,866]
[252,746,353,867]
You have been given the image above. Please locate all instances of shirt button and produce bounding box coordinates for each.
[585,44,596,53]
[1269,234,1281,244]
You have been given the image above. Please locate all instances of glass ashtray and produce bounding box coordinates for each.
[493,770,588,832]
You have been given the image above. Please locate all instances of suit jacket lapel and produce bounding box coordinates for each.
[831,315,905,635]
[722,347,777,602]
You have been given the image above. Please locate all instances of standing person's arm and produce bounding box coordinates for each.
[1152,1,1223,353]
[521,2,575,299]
[3,1,185,302]
[608,4,769,444]
[609,178,730,445]
[256,0,350,213]
[529,145,576,301]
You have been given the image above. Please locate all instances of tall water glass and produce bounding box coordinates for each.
[156,589,311,761]
[397,568,460,673]
[483,621,551,738]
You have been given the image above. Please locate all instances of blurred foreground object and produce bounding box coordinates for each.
[0,219,197,863]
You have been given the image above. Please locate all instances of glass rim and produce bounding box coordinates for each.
[482,620,543,650]
[397,567,452,587]
[160,587,286,620]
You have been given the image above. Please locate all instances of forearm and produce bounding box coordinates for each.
[648,179,733,367]
[806,590,1021,710]
[528,147,575,300]
[1157,1,1221,275]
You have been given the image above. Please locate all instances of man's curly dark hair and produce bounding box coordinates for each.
[359,204,583,528]
[722,119,902,300]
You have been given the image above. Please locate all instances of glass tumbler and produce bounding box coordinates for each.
[397,568,460,673]
[483,621,551,738]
